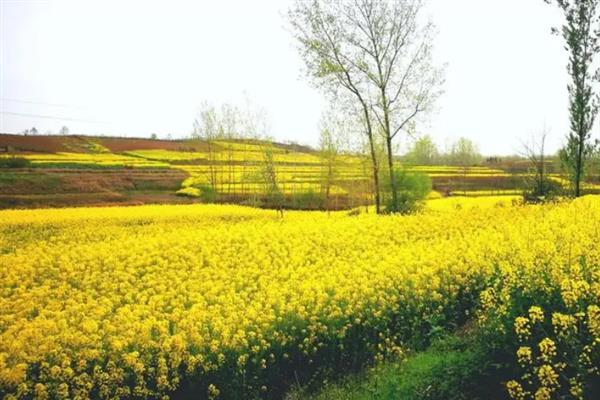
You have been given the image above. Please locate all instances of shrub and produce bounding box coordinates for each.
[263,186,285,210]
[522,178,562,203]
[0,157,30,168]
[176,184,217,202]
[289,189,325,210]
[196,184,217,203]
[176,187,201,198]
[383,168,432,214]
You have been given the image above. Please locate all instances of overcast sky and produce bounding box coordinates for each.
[0,0,576,155]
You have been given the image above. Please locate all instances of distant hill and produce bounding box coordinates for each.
[0,133,316,154]
[1,133,579,210]
[0,133,345,209]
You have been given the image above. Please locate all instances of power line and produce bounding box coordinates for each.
[0,111,106,124]
[0,97,82,109]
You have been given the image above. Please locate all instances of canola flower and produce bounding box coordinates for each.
[0,152,169,169]
[0,198,599,399]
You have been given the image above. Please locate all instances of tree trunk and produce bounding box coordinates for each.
[379,76,397,213]
[360,105,381,214]
[575,139,583,197]
[207,140,217,189]
[385,135,397,212]
[367,135,381,214]
[326,159,332,213]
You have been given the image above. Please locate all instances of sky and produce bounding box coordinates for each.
[0,0,575,155]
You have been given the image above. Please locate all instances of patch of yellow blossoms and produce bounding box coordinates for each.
[0,198,599,398]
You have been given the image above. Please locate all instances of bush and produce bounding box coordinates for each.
[522,178,562,203]
[289,189,325,210]
[383,168,432,214]
[0,157,30,168]
[176,184,217,202]
[263,186,285,210]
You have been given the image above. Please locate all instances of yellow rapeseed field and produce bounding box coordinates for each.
[1,198,599,399]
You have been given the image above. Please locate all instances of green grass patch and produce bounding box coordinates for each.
[288,334,510,400]
[0,172,61,190]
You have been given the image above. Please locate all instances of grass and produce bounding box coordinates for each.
[0,172,61,191]
[288,334,510,400]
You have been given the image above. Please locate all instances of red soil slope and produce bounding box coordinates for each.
[0,133,210,153]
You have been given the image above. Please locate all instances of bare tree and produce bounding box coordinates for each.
[319,110,347,212]
[261,140,284,216]
[289,0,443,213]
[219,103,239,196]
[289,0,381,213]
[345,0,443,211]
[193,102,220,190]
[447,137,482,194]
[521,130,551,200]
[240,98,270,198]
[193,98,271,201]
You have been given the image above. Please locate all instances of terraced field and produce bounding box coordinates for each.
[0,133,589,209]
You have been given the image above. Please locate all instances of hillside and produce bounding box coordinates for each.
[0,133,582,209]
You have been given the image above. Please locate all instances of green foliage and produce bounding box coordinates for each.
[404,135,439,165]
[559,142,595,196]
[546,0,600,197]
[176,184,216,202]
[290,189,325,210]
[261,146,285,210]
[383,168,432,214]
[291,335,507,400]
[522,180,562,203]
[264,186,285,209]
[446,137,482,166]
[176,187,201,198]
[0,157,31,168]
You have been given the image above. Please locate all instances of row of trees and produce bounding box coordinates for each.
[286,0,600,208]
[188,102,484,212]
[191,100,272,198]
[403,135,482,166]
[189,99,375,213]
[21,126,70,136]
[188,0,600,209]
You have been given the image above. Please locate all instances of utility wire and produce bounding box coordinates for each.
[0,97,84,109]
[0,111,106,124]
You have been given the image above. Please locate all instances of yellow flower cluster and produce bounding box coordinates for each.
[496,200,600,399]
[0,197,599,398]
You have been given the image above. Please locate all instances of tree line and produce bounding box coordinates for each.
[286,0,600,212]
[188,0,600,212]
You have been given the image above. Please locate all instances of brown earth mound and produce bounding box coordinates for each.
[0,133,214,153]
[98,137,211,152]
[0,168,187,195]
[0,134,92,153]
